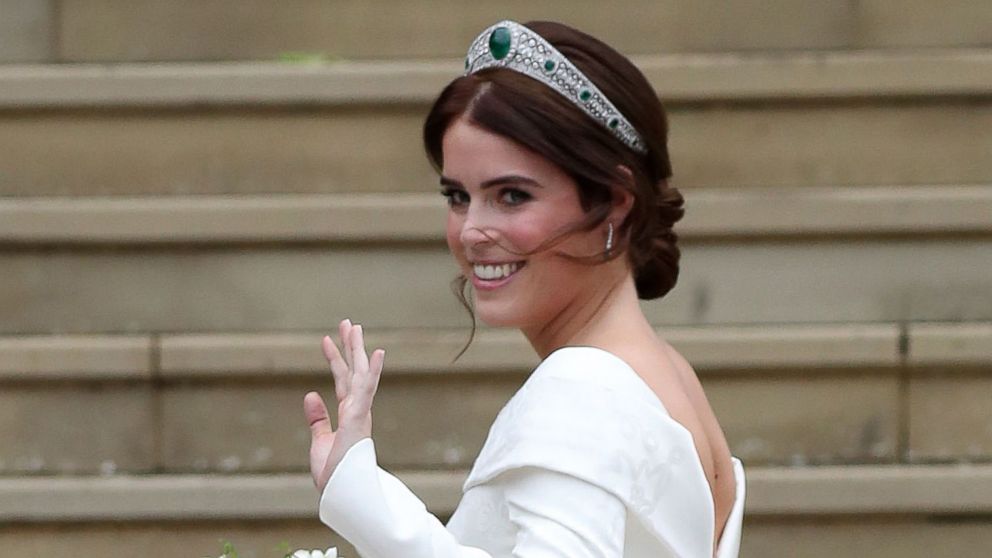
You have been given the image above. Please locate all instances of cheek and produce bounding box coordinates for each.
[530,252,586,290]
[445,213,466,263]
[501,213,563,254]
[527,230,602,292]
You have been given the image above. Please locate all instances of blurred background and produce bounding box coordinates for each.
[0,1,990,556]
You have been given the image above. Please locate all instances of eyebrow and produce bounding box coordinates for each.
[439,174,542,189]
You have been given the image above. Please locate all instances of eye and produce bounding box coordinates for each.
[499,188,532,206]
[440,187,470,208]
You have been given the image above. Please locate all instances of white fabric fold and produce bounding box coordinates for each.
[320,438,626,557]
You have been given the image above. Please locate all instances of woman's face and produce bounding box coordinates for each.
[440,117,606,329]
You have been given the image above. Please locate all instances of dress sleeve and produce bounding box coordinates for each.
[318,437,626,558]
[319,438,490,557]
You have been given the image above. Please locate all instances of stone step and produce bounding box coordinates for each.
[1,185,989,244]
[3,463,991,521]
[5,521,992,558]
[4,517,992,558]
[1,324,989,474]
[1,53,990,196]
[1,234,989,335]
[11,1,990,63]
[0,323,915,381]
[3,51,990,109]
[2,102,988,197]
[2,464,991,557]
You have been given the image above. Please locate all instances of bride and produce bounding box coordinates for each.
[302,20,745,558]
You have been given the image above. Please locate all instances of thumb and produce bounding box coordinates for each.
[304,391,333,437]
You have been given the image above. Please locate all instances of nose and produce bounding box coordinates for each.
[459,202,497,250]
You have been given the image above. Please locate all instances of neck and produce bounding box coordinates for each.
[523,271,656,359]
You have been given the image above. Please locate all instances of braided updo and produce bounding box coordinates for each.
[424,20,684,300]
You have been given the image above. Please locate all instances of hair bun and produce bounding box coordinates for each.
[633,184,685,300]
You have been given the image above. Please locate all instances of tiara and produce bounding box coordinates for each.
[464,20,647,154]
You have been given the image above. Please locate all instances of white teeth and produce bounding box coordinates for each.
[473,262,522,280]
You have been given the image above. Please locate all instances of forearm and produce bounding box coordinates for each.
[319,438,491,558]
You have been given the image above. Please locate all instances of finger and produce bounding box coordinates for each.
[350,324,370,375]
[321,335,351,401]
[364,348,385,397]
[303,391,334,436]
[339,319,354,370]
[348,326,372,399]
[351,325,369,386]
[352,347,384,404]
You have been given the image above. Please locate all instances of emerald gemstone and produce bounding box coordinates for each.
[543,59,556,73]
[464,57,469,70]
[608,117,620,129]
[488,27,512,60]
[579,89,592,102]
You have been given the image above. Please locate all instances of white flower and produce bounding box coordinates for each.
[291,548,337,558]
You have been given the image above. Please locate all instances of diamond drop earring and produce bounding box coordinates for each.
[604,222,614,257]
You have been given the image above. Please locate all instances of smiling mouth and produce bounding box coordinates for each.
[472,261,525,280]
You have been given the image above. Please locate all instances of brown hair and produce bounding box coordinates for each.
[424,20,685,315]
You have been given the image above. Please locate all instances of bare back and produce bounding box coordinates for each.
[613,340,736,552]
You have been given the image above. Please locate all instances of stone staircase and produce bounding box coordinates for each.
[1,2,991,557]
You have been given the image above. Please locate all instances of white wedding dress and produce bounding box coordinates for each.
[320,347,745,557]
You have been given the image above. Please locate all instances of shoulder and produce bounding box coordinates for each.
[464,347,687,501]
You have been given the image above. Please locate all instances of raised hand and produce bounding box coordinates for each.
[304,319,385,492]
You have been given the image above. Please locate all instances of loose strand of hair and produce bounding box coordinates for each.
[450,275,476,362]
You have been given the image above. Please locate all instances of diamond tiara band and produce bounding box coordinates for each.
[464,20,648,154]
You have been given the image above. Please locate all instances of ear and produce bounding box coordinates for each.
[609,165,636,225]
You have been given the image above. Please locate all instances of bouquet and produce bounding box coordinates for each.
[290,551,338,558]
[209,541,338,558]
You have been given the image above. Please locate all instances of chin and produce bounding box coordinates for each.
[473,297,531,328]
